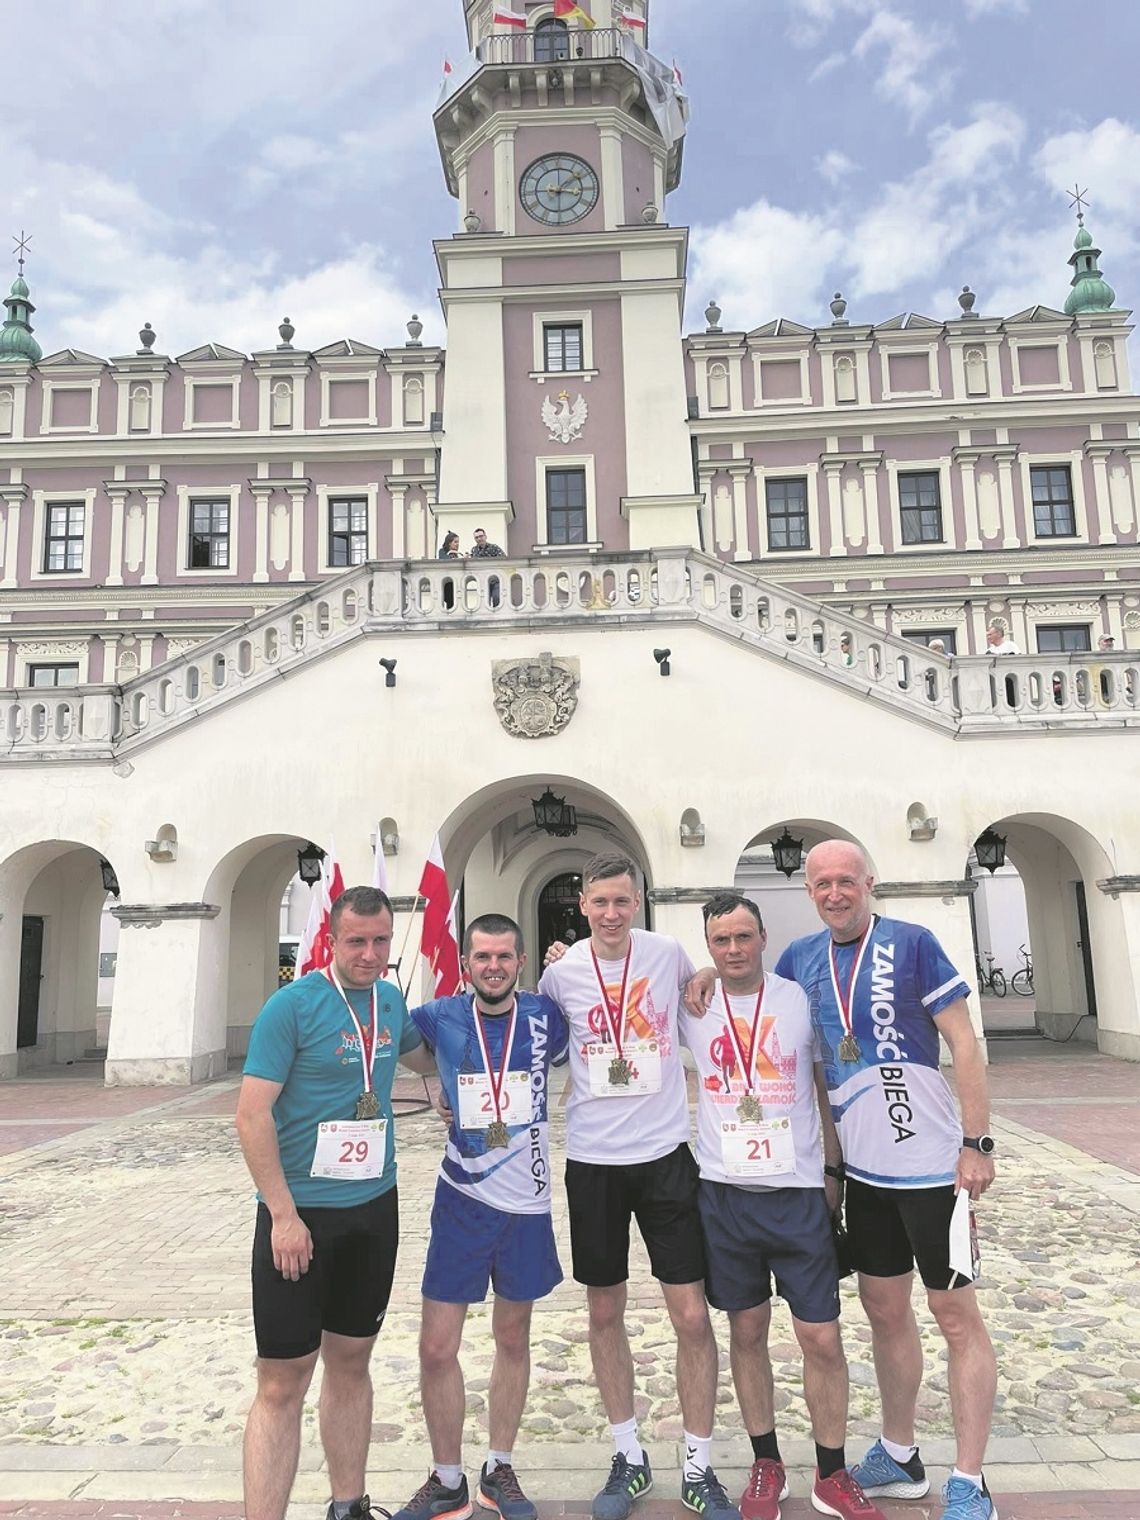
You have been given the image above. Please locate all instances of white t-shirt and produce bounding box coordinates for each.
[680,972,823,1189]
[539,928,695,1165]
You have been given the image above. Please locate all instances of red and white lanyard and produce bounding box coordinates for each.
[720,981,766,1093]
[471,998,519,1129]
[591,942,633,1058]
[325,966,379,1094]
[827,922,874,1047]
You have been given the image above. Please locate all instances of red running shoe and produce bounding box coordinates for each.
[740,1458,789,1520]
[811,1468,887,1520]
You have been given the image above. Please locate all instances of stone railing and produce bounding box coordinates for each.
[2,551,1139,761]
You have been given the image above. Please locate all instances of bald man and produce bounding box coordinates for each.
[775,842,997,1520]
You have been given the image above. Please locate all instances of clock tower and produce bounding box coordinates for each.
[433,0,701,553]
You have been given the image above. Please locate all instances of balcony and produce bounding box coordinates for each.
[476,26,627,68]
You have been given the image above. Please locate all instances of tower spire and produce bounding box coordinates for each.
[1063,189,1116,316]
[0,231,42,364]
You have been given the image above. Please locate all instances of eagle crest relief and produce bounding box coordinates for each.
[542,389,588,445]
[492,653,580,740]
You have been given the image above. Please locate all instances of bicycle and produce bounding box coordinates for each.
[1010,944,1034,997]
[975,951,1007,997]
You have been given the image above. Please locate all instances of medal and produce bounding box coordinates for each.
[608,1055,632,1086]
[838,1033,861,1064]
[485,1120,510,1149]
[591,942,634,1088]
[737,1092,763,1123]
[720,981,767,1117]
[472,998,519,1148]
[355,1090,380,1119]
[828,920,874,1069]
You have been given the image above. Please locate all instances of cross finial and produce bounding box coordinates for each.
[1068,184,1090,225]
[12,229,32,274]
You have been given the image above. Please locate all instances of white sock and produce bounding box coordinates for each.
[683,1432,712,1481]
[433,1464,463,1490]
[951,1468,983,1490]
[611,1417,641,1463]
[881,1436,917,1464]
[487,1451,512,1473]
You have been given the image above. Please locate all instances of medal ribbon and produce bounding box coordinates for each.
[472,998,518,1127]
[590,942,633,1059]
[325,966,378,1093]
[827,920,874,1048]
[719,981,766,1094]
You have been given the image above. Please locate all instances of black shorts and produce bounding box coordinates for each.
[845,1178,969,1292]
[251,1188,399,1359]
[565,1143,705,1287]
[698,1180,841,1323]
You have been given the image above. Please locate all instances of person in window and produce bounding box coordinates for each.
[438,531,460,560]
[984,622,1020,656]
[470,528,504,608]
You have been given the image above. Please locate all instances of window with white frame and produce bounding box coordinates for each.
[765,478,810,550]
[43,502,86,573]
[329,497,369,566]
[546,468,588,545]
[898,471,944,545]
[1036,624,1091,653]
[902,629,957,654]
[1030,465,1076,537]
[28,663,80,688]
[188,499,230,569]
[544,323,583,373]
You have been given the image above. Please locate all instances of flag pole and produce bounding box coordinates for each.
[395,892,423,999]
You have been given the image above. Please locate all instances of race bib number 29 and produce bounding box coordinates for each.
[311,1119,388,1180]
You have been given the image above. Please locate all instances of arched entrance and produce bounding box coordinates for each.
[733,819,876,951]
[537,871,589,959]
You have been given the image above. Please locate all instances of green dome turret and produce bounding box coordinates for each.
[1064,209,1116,317]
[0,236,42,364]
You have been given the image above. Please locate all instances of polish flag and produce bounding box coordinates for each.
[371,823,390,895]
[295,845,346,979]
[672,57,684,86]
[417,834,463,997]
[619,8,646,29]
[492,6,526,25]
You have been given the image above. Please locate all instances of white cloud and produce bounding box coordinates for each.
[852,8,954,119]
[689,201,846,330]
[809,52,846,83]
[963,0,1028,14]
[1034,118,1140,222]
[817,149,859,184]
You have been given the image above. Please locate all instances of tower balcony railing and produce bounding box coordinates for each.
[476,26,627,68]
[2,550,1139,760]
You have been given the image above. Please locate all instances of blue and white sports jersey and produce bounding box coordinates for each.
[412,992,569,1216]
[775,916,969,1189]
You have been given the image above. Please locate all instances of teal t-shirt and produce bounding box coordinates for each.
[244,970,421,1208]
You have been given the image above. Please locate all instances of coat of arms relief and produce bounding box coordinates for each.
[492,653,580,739]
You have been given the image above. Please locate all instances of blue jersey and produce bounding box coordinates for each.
[775,916,969,1189]
[244,970,421,1208]
[412,992,569,1215]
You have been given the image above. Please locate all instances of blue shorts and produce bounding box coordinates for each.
[698,1179,840,1323]
[422,1177,563,1304]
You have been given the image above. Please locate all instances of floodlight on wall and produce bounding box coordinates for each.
[653,648,671,677]
[99,858,121,897]
[379,658,397,688]
[297,841,326,885]
[974,827,1007,874]
[770,828,805,879]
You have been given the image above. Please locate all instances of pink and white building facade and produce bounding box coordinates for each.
[2,0,1139,1082]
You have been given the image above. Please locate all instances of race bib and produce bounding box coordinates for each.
[719,1116,795,1178]
[456,1069,531,1131]
[310,1119,388,1180]
[585,1039,663,1097]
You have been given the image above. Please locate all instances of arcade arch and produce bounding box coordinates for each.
[732,819,877,954]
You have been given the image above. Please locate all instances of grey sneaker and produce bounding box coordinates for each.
[392,1473,473,1520]
[592,1451,654,1520]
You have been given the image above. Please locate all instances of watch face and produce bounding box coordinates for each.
[520,154,599,226]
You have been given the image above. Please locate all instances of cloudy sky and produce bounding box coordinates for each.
[7,0,1139,359]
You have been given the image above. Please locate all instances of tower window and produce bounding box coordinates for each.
[329,497,369,566]
[1030,466,1076,537]
[543,324,583,372]
[534,17,570,62]
[546,468,587,545]
[898,472,944,545]
[43,502,86,573]
[765,479,810,550]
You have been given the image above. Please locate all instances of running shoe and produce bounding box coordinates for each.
[392,1473,473,1520]
[740,1458,789,1520]
[591,1451,653,1520]
[938,1476,996,1520]
[848,1441,930,1499]
[681,1467,742,1520]
[325,1498,390,1520]
[477,1462,537,1520]
[811,1468,886,1519]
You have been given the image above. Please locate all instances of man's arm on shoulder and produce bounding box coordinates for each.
[234,1075,313,1281]
[813,1061,844,1213]
[400,1033,436,1076]
[932,998,995,1200]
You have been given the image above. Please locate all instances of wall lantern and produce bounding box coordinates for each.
[771,828,805,879]
[532,788,578,837]
[297,841,326,885]
[974,827,1007,874]
[99,858,121,897]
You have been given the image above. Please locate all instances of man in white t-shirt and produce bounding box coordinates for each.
[680,893,884,1520]
[539,853,736,1520]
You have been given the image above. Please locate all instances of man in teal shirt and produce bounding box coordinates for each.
[237,885,435,1520]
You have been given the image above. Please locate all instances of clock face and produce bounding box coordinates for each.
[520,154,599,226]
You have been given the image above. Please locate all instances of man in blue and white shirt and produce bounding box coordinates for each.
[775,841,997,1520]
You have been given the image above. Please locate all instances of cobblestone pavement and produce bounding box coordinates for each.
[1,1038,1139,1520]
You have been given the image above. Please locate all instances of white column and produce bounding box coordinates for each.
[139,486,162,584]
[824,463,845,556]
[730,465,751,561]
[105,486,129,587]
[860,461,883,555]
[959,458,982,551]
[390,484,408,559]
[996,453,1019,549]
[287,486,308,581]
[599,125,625,230]
[251,485,272,583]
[1087,447,1116,545]
[1,499,21,588]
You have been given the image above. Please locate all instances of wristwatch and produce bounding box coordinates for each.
[961,1134,996,1155]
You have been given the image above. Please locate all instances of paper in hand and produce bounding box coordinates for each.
[948,1188,976,1281]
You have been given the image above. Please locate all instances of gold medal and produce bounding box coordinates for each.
[485,1120,510,1148]
[838,1033,860,1063]
[355,1090,380,1120]
[608,1055,632,1086]
[737,1093,763,1123]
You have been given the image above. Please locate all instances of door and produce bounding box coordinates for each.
[18,916,44,1049]
[537,873,589,959]
[1074,881,1097,1019]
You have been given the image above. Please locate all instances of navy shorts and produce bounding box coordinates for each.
[845,1178,968,1291]
[698,1180,840,1323]
[422,1178,563,1304]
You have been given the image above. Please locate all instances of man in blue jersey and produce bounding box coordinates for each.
[237,885,435,1520]
[777,841,998,1520]
[393,913,569,1520]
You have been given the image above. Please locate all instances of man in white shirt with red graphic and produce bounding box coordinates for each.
[679,893,885,1520]
[539,853,736,1520]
